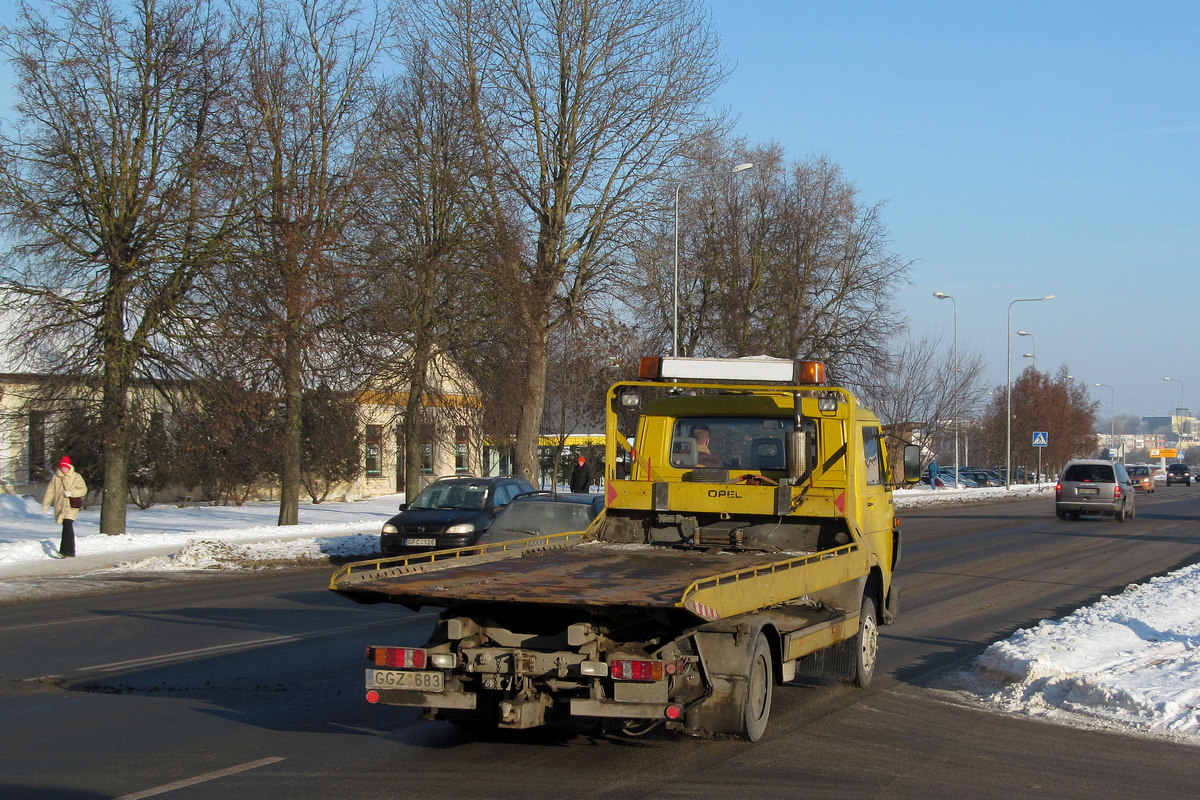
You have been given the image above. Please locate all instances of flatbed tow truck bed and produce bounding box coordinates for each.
[331,537,865,621]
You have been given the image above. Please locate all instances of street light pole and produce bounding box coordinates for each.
[1163,377,1185,443]
[933,292,958,487]
[673,162,754,357]
[1007,295,1054,488]
[1094,383,1115,458]
[1017,330,1036,369]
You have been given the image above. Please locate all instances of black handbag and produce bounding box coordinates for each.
[69,496,83,509]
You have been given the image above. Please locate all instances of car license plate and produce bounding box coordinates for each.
[367,669,444,693]
[1079,487,1099,495]
[404,537,437,547]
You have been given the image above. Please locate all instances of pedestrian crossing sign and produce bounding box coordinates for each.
[1032,431,1048,447]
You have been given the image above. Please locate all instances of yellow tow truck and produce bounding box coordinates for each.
[331,356,920,740]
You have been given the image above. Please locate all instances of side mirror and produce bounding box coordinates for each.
[902,445,922,485]
[398,502,409,511]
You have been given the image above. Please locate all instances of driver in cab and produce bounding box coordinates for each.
[691,423,722,467]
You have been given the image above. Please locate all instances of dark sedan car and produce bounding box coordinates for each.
[1166,463,1192,487]
[477,492,605,544]
[380,475,538,555]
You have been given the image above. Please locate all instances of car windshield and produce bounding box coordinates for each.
[1127,466,1149,477]
[482,501,596,542]
[409,482,489,510]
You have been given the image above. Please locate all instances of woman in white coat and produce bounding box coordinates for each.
[42,456,87,557]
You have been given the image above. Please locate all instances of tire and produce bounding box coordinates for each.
[853,596,878,688]
[1056,510,1067,520]
[741,632,774,742]
[1115,505,1125,523]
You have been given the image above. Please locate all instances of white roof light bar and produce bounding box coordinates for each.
[657,356,798,383]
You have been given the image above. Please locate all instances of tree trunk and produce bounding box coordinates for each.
[278,327,302,525]
[403,347,433,500]
[98,365,131,535]
[515,326,550,485]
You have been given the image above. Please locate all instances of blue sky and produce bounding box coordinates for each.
[0,2,1196,419]
[707,0,1200,418]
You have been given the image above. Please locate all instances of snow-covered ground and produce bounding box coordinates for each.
[1,483,1197,745]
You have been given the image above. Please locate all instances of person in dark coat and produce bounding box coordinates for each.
[569,455,593,493]
[42,456,87,557]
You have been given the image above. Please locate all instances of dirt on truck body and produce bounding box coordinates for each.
[331,356,920,740]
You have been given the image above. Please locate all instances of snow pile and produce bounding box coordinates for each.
[117,533,381,571]
[960,564,1200,741]
[0,493,400,571]
[894,482,1053,509]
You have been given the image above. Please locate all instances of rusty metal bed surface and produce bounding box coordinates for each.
[334,543,797,610]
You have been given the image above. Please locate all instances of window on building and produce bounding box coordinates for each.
[455,426,469,473]
[421,442,433,474]
[365,424,383,477]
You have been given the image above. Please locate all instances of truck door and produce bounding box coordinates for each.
[858,424,894,553]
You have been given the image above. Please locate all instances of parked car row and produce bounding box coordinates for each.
[918,466,1003,488]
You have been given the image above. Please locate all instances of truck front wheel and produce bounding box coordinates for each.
[854,596,878,688]
[741,632,774,742]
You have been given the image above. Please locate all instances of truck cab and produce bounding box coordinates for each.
[601,356,914,625]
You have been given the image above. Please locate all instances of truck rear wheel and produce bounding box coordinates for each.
[853,596,878,688]
[741,632,773,742]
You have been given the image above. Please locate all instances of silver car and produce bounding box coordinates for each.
[1055,459,1135,522]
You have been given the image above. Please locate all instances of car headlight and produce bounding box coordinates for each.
[381,524,398,534]
[444,523,477,534]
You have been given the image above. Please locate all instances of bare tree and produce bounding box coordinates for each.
[421,0,725,482]
[629,141,910,387]
[541,315,637,485]
[858,332,986,468]
[212,0,392,524]
[361,37,496,498]
[0,0,240,533]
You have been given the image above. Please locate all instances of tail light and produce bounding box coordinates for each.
[610,659,665,681]
[1055,482,1062,498]
[608,658,685,681]
[1114,484,1121,499]
[367,646,426,669]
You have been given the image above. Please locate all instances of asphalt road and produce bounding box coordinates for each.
[1,486,1198,799]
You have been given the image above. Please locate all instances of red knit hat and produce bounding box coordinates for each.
[58,456,72,469]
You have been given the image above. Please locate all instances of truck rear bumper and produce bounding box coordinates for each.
[570,698,673,720]
[369,687,477,710]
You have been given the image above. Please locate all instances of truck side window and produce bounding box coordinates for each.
[862,426,882,486]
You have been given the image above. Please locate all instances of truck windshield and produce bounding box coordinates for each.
[670,417,800,471]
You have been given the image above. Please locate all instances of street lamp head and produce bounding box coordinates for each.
[933,291,950,299]
[1018,330,1031,336]
[1042,295,1055,300]
[1022,353,1034,359]
[731,162,754,173]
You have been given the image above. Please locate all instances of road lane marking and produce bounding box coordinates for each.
[113,757,285,800]
[75,615,428,674]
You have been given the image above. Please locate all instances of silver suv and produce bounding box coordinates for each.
[1055,459,1135,522]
